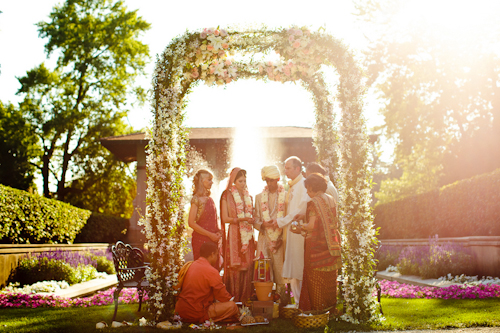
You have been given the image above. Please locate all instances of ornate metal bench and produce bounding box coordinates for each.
[111,241,150,322]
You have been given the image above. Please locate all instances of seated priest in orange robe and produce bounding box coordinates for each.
[175,242,239,323]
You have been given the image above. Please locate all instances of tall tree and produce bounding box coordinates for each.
[0,102,40,190]
[17,0,150,201]
[355,0,500,203]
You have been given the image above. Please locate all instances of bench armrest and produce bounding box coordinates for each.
[118,266,149,271]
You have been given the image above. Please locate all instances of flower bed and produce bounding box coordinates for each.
[376,236,474,278]
[8,249,115,287]
[0,287,143,308]
[379,280,500,299]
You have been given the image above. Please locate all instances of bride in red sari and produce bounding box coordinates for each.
[188,169,222,265]
[220,168,256,303]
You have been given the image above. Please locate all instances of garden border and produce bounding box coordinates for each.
[380,236,500,277]
[0,243,110,288]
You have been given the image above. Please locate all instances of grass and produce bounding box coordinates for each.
[1,297,500,333]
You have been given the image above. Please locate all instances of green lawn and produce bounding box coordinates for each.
[1,297,500,333]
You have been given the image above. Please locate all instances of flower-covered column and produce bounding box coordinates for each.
[141,35,191,321]
[333,50,381,323]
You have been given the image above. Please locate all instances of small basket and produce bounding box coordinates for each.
[291,310,330,329]
[280,306,300,319]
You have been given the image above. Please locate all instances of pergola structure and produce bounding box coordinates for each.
[100,126,324,243]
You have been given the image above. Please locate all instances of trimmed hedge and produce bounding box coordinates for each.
[0,185,91,244]
[74,212,129,243]
[374,168,500,239]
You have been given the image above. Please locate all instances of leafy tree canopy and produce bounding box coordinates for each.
[16,0,150,217]
[0,102,40,190]
[355,0,500,204]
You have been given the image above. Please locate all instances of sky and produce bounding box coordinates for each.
[0,0,384,132]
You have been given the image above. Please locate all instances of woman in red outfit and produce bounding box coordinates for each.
[220,167,256,303]
[293,173,342,312]
[188,169,222,265]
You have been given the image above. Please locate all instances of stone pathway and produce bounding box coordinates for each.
[376,270,464,288]
[35,274,117,298]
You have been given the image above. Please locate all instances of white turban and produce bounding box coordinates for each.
[261,165,280,181]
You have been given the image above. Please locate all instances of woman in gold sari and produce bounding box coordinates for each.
[292,173,341,312]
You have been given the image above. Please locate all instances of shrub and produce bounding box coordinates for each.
[0,184,91,244]
[397,246,429,276]
[374,168,500,239]
[8,256,101,286]
[74,212,128,243]
[93,256,115,274]
[10,257,74,286]
[375,246,403,271]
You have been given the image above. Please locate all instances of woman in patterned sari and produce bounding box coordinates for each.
[188,169,222,267]
[220,168,256,303]
[292,173,341,312]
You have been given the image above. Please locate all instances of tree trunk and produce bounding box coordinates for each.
[57,129,73,201]
[42,152,50,198]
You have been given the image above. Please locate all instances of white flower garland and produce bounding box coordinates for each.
[229,185,254,252]
[144,25,379,323]
[260,184,285,253]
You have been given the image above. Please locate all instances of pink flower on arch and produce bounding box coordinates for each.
[293,41,301,48]
[191,68,199,78]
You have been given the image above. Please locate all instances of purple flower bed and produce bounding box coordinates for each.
[379,280,500,299]
[0,287,146,309]
[33,249,95,268]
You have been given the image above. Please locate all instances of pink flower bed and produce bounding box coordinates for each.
[379,280,500,299]
[0,288,146,308]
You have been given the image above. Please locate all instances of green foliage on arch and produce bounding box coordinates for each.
[142,26,380,323]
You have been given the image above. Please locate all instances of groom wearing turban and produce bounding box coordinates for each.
[253,165,286,298]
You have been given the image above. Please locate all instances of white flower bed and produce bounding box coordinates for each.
[1,273,109,294]
[438,274,500,285]
[2,281,70,294]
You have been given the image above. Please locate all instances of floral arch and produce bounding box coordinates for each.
[142,26,380,323]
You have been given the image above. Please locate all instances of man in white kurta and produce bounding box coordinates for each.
[276,156,310,305]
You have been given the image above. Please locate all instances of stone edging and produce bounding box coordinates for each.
[34,274,118,299]
[376,270,463,288]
